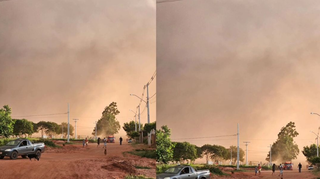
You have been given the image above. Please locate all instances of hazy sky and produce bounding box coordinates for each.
[0,0,156,138]
[157,0,320,164]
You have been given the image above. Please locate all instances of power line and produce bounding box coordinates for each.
[157,0,184,4]
[150,93,156,99]
[12,112,67,117]
[172,134,237,140]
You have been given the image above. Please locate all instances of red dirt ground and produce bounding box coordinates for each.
[211,169,317,179]
[0,142,156,179]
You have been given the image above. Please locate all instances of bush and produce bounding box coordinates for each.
[30,139,59,148]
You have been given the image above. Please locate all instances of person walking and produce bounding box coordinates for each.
[298,163,302,173]
[258,164,262,175]
[103,137,107,149]
[82,138,85,148]
[119,137,123,145]
[97,137,100,147]
[254,166,258,176]
[85,138,88,147]
[103,137,107,155]
[272,163,276,175]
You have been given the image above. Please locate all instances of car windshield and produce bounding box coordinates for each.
[6,140,21,146]
[164,167,183,174]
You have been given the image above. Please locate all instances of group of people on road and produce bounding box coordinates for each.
[255,162,303,178]
[81,136,124,155]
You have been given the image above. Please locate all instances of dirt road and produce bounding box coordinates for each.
[0,142,156,179]
[212,169,317,179]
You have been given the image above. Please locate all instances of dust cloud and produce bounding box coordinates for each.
[157,0,320,165]
[0,0,156,139]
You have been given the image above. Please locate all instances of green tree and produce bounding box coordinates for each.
[57,122,74,138]
[266,121,299,163]
[36,121,68,138]
[0,105,15,138]
[226,146,245,163]
[200,144,230,164]
[302,144,318,164]
[93,102,121,136]
[144,122,156,133]
[123,121,140,139]
[13,119,34,137]
[156,125,176,164]
[173,142,198,163]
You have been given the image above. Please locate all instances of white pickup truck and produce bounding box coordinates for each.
[157,165,211,179]
[0,139,45,160]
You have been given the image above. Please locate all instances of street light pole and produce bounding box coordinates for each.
[130,93,150,124]
[130,109,137,132]
[237,123,240,170]
[311,130,319,157]
[244,141,250,166]
[146,84,150,124]
[311,112,320,157]
[67,103,70,143]
[138,105,141,131]
[73,119,78,139]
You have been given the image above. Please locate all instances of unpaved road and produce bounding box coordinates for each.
[212,169,317,179]
[0,142,156,179]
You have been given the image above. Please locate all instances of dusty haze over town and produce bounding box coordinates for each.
[0,0,156,139]
[157,0,320,165]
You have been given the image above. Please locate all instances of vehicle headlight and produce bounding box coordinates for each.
[5,149,12,151]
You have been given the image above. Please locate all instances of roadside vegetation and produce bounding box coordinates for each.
[156,123,301,177]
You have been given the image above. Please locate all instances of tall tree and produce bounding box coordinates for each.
[93,102,121,136]
[123,121,140,139]
[173,142,198,163]
[144,122,156,133]
[302,144,318,164]
[226,146,245,163]
[13,119,34,137]
[266,121,299,162]
[200,144,231,164]
[0,105,15,138]
[156,125,176,164]
[36,121,63,138]
[57,122,74,138]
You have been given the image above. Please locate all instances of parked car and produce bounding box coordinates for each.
[0,139,45,160]
[157,165,211,179]
[308,165,314,170]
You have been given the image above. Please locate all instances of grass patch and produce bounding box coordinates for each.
[128,149,156,159]
[125,176,152,179]
[134,166,151,169]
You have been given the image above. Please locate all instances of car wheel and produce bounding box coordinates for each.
[36,150,41,158]
[21,155,27,159]
[0,156,4,159]
[10,151,18,160]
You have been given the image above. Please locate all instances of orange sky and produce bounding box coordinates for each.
[157,0,320,165]
[0,0,156,139]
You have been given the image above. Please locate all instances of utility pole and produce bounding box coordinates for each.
[244,141,250,166]
[237,123,240,170]
[269,144,272,166]
[67,103,70,143]
[230,148,232,165]
[138,105,141,131]
[146,83,150,124]
[73,119,78,139]
[95,121,97,140]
